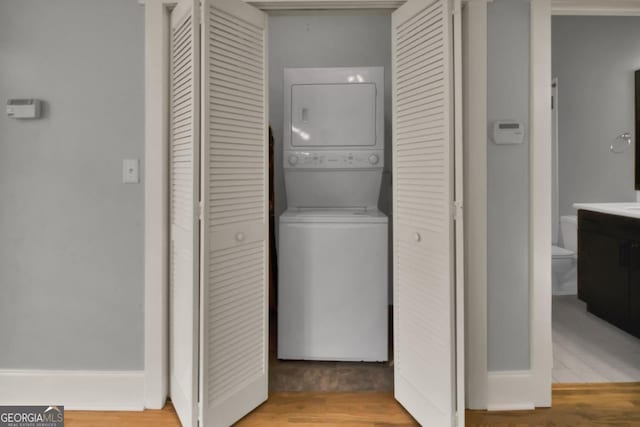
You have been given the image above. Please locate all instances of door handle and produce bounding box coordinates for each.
[301,108,309,123]
[235,232,245,242]
[413,232,421,243]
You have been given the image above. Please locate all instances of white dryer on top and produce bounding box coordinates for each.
[282,67,385,210]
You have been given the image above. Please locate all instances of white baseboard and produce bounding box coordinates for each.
[0,370,145,410]
[487,370,535,411]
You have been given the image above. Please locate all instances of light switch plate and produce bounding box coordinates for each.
[123,158,140,184]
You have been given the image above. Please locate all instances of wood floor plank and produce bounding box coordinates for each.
[236,393,417,426]
[467,383,640,426]
[65,403,181,427]
[64,383,640,426]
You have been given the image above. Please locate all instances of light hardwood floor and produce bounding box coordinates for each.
[65,383,640,426]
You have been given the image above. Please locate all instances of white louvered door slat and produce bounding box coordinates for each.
[200,0,268,425]
[392,0,459,425]
[169,1,200,427]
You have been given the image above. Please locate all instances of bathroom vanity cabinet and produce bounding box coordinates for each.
[578,209,640,338]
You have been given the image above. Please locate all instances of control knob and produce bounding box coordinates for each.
[368,154,380,165]
[288,155,299,166]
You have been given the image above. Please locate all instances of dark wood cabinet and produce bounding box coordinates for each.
[631,242,640,337]
[578,210,640,338]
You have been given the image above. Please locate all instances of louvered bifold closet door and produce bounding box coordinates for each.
[200,0,268,425]
[391,0,457,425]
[169,1,200,427]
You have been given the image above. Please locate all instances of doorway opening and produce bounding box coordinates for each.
[160,0,464,425]
[266,11,394,392]
[550,15,640,384]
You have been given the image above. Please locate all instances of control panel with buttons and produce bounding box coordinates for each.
[284,150,384,169]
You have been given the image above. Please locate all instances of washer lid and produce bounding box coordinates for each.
[280,208,388,224]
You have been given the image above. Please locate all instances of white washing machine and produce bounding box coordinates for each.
[278,67,388,362]
[278,209,388,361]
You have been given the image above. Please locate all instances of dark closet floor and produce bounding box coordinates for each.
[268,312,394,392]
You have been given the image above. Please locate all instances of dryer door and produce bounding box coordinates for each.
[291,83,377,147]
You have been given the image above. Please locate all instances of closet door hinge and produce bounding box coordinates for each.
[198,200,204,220]
[453,200,463,221]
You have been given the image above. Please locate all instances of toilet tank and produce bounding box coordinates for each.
[560,215,578,253]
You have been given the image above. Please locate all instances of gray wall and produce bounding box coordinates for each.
[552,16,639,216]
[487,0,530,371]
[0,0,145,370]
[268,12,392,221]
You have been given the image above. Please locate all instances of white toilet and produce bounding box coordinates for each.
[552,215,578,295]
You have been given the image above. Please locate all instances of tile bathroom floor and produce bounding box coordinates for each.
[552,295,640,383]
[268,312,394,392]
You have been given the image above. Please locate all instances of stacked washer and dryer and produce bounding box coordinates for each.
[278,67,388,362]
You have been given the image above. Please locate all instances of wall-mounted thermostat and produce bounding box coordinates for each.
[6,99,42,119]
[492,120,525,144]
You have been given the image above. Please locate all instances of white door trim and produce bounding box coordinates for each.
[141,0,484,410]
[530,0,553,408]
[462,0,489,410]
[142,0,174,410]
[528,0,640,409]
[453,1,465,423]
[553,0,640,15]
[247,0,405,8]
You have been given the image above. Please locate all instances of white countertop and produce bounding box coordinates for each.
[573,202,640,219]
